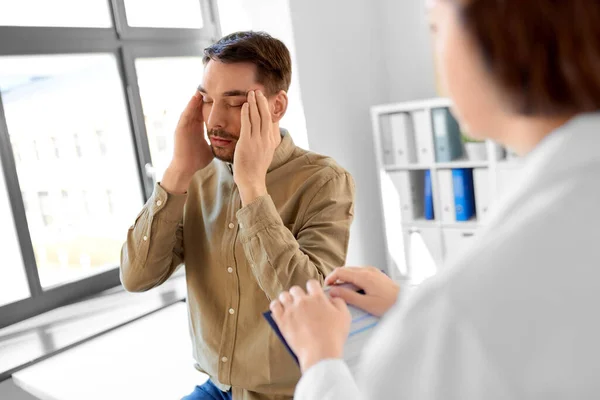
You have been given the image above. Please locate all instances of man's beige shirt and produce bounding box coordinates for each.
[120,132,355,399]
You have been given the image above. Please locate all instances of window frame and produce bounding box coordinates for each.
[0,0,220,329]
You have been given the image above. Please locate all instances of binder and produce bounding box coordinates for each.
[389,113,417,165]
[378,115,396,166]
[473,168,490,222]
[432,107,463,162]
[390,171,425,222]
[424,170,434,220]
[412,110,435,164]
[452,168,476,221]
[437,169,456,223]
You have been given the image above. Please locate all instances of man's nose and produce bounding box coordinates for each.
[206,104,226,131]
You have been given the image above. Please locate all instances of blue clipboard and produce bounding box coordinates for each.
[262,284,367,366]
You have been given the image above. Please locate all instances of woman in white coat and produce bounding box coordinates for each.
[270,0,600,398]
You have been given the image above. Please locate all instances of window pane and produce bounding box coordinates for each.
[0,0,112,28]
[0,54,144,289]
[135,57,204,182]
[0,162,30,306]
[124,0,204,29]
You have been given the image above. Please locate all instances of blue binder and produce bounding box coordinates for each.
[452,168,476,221]
[432,107,464,162]
[424,170,434,220]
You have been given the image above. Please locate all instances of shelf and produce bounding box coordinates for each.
[372,98,452,115]
[372,98,498,282]
[384,160,489,172]
[496,159,525,169]
[385,164,432,171]
[401,219,481,230]
[402,219,438,229]
[434,160,489,169]
[441,218,479,229]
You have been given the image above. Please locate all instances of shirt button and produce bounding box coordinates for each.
[156,200,162,206]
[228,308,235,315]
[143,235,148,241]
[227,267,233,273]
[228,222,235,229]
[221,356,228,363]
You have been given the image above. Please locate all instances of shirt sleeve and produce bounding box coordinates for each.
[236,172,355,300]
[295,359,361,400]
[120,182,187,292]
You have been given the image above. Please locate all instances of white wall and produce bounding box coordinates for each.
[288,0,437,268]
[378,0,438,102]
[217,0,309,150]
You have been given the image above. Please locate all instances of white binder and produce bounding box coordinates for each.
[437,169,456,223]
[379,115,396,166]
[390,171,424,222]
[389,113,417,165]
[412,109,435,165]
[473,168,490,222]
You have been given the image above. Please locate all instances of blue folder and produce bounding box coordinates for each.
[424,170,434,220]
[452,168,476,221]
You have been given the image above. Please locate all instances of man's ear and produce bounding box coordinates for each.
[271,90,288,123]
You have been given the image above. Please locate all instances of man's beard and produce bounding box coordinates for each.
[208,129,237,163]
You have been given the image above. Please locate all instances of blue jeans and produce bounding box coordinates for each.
[181,380,232,400]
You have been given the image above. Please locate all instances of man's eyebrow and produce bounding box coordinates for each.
[222,90,248,97]
[197,85,248,97]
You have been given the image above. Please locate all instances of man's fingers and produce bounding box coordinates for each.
[248,91,260,136]
[240,103,250,139]
[181,93,201,121]
[191,93,204,123]
[256,90,270,138]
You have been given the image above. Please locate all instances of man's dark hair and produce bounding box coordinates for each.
[203,31,292,95]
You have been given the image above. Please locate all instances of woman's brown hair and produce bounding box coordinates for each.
[457,0,600,115]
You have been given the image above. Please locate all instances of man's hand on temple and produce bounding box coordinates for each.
[234,90,281,206]
[162,92,214,194]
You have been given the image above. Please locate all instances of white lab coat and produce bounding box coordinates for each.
[295,112,600,400]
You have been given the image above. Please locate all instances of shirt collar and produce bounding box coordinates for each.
[269,128,295,172]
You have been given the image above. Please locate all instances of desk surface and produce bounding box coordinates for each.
[12,302,208,400]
